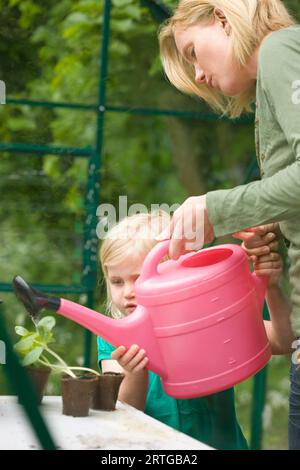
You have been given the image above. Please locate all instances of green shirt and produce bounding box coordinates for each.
[206,25,300,334]
[97,337,248,450]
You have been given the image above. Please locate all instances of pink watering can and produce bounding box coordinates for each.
[13,241,271,399]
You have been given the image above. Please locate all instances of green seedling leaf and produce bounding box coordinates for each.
[37,316,56,331]
[36,325,54,344]
[22,347,43,366]
[15,326,29,337]
[14,334,36,354]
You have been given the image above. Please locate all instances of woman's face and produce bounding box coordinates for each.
[174,19,256,97]
[107,256,144,316]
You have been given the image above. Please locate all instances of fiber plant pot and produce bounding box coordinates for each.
[91,372,124,411]
[19,366,51,405]
[61,373,98,417]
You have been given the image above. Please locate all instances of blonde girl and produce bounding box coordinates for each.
[97,210,248,450]
[158,0,300,449]
[97,210,292,448]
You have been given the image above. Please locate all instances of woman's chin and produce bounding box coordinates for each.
[220,81,252,97]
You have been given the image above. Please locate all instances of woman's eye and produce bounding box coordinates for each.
[111,279,123,285]
[190,48,196,60]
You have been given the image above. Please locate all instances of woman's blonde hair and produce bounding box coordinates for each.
[159,0,295,118]
[99,210,171,319]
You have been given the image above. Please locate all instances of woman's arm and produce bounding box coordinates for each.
[101,346,149,411]
[207,33,300,238]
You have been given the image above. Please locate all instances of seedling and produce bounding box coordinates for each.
[14,316,100,378]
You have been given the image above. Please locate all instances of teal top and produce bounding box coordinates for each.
[206,26,300,334]
[97,337,248,450]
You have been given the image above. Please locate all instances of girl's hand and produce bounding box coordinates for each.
[253,251,283,287]
[111,345,149,375]
[232,224,280,263]
[233,224,282,287]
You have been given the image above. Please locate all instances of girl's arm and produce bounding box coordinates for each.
[101,345,149,411]
[264,286,294,355]
[234,225,295,355]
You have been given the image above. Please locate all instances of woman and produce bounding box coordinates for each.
[158,0,300,449]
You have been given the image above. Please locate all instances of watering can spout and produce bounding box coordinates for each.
[252,272,268,312]
[12,276,167,379]
[58,299,167,378]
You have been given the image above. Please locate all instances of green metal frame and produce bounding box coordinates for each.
[0,302,57,449]
[0,0,267,450]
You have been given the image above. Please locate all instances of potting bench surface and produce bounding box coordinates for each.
[0,396,212,450]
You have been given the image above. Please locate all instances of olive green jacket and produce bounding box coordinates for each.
[207,26,300,334]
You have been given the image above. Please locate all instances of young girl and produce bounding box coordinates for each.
[158,0,300,449]
[97,211,293,450]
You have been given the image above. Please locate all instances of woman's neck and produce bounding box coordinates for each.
[246,32,274,80]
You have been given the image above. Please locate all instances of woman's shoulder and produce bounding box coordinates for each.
[260,25,300,58]
[258,25,300,82]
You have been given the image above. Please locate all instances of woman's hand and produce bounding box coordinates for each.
[157,195,215,260]
[111,345,149,375]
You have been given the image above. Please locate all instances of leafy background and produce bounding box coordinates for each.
[0,0,299,449]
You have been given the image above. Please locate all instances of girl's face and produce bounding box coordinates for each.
[107,256,144,316]
[174,19,257,97]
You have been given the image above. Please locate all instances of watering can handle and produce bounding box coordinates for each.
[139,240,170,282]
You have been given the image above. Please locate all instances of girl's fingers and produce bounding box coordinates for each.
[245,232,275,248]
[243,241,280,260]
[234,226,279,249]
[254,252,281,263]
[111,345,127,360]
[113,344,139,366]
[254,268,282,278]
[249,223,280,236]
[132,357,149,373]
[254,261,282,271]
[268,240,279,252]
[111,345,149,373]
[233,231,259,243]
[242,242,270,257]
[127,348,147,369]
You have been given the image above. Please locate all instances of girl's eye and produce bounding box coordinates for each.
[111,279,123,286]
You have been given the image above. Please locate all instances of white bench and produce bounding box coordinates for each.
[0,396,212,450]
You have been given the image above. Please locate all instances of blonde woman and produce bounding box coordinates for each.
[159,0,300,449]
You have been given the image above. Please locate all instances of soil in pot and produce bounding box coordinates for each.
[19,366,51,405]
[61,373,98,417]
[91,372,124,411]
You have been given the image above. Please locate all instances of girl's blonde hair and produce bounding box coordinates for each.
[99,210,171,319]
[159,0,295,118]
